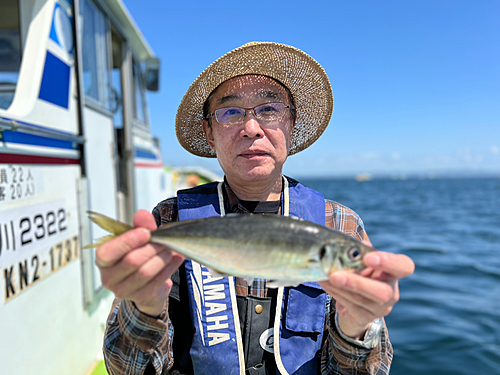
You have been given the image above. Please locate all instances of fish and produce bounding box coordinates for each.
[85,211,376,285]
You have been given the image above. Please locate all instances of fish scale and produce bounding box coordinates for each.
[86,211,376,285]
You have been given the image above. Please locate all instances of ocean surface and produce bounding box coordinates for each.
[299,177,500,375]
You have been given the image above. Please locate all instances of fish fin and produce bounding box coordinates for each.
[83,234,117,249]
[224,213,241,218]
[87,211,133,235]
[203,268,255,286]
[203,268,256,285]
[205,266,232,278]
[84,211,134,248]
[267,279,303,288]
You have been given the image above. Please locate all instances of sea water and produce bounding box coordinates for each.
[299,177,500,375]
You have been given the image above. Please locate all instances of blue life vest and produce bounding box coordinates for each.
[177,178,327,375]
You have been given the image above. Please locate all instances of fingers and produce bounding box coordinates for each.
[96,210,158,268]
[320,270,400,338]
[364,251,415,279]
[133,209,158,231]
[323,274,399,316]
[134,255,185,301]
[99,241,185,316]
[100,242,171,289]
[320,253,409,331]
[93,210,186,316]
[328,272,396,305]
[111,250,184,301]
[122,254,185,317]
[96,227,151,268]
[326,245,413,338]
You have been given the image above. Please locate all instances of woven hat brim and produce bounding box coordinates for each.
[176,42,333,158]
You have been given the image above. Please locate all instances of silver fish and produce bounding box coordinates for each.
[86,211,375,285]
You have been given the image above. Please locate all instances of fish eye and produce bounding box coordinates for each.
[348,247,362,261]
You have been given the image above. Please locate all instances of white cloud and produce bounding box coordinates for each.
[456,147,473,162]
[359,152,382,161]
[391,152,401,161]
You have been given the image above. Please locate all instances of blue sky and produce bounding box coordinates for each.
[124,0,499,177]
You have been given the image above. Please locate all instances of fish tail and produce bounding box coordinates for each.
[83,234,117,249]
[84,211,134,249]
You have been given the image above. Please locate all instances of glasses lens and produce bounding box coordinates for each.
[254,103,286,121]
[215,107,245,124]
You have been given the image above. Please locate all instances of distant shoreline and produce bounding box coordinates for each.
[296,172,500,181]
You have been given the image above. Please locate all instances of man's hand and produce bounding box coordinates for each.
[95,210,185,317]
[319,250,415,340]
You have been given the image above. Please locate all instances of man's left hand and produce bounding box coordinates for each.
[319,250,415,340]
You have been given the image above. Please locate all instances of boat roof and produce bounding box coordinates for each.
[105,0,157,61]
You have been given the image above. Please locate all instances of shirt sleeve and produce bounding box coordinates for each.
[321,200,394,375]
[104,299,174,375]
[103,198,178,375]
[321,301,393,375]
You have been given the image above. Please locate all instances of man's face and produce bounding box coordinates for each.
[202,75,295,184]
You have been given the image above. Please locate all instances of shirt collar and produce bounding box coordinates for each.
[223,177,282,214]
[223,178,250,214]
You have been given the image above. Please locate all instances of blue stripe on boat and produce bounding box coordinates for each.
[38,52,70,109]
[135,148,157,160]
[1,131,76,150]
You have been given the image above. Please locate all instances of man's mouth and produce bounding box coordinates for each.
[239,150,269,159]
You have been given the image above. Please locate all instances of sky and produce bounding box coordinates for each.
[123,0,499,178]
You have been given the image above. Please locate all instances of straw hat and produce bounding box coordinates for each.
[175,42,333,158]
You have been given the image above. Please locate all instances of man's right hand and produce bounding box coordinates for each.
[95,209,185,317]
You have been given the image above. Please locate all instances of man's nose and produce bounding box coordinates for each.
[240,116,263,138]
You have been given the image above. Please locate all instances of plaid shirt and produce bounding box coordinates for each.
[104,181,393,375]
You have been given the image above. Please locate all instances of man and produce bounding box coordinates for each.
[99,42,414,375]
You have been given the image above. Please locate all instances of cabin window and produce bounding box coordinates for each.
[110,30,124,129]
[132,60,147,124]
[0,0,22,110]
[82,0,111,109]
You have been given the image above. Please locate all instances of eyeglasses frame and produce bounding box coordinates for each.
[206,102,294,125]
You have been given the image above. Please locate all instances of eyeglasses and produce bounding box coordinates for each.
[207,102,292,125]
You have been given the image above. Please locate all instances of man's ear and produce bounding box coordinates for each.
[290,117,296,135]
[287,117,296,149]
[202,119,216,152]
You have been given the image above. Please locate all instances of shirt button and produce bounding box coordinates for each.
[255,304,263,314]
